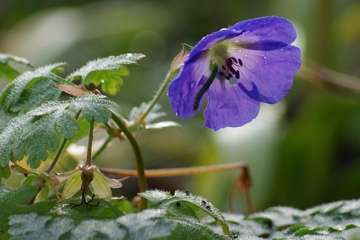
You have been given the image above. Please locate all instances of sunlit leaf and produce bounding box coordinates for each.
[0,94,114,168]
[68,53,145,95]
[0,63,66,113]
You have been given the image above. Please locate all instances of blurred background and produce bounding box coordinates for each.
[0,0,360,212]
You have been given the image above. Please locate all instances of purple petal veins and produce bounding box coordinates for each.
[168,16,301,130]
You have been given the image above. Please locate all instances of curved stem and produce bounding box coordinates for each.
[111,112,148,209]
[138,70,176,123]
[46,111,81,174]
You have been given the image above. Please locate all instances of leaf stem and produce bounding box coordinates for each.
[138,70,176,124]
[111,112,148,209]
[86,119,95,166]
[45,111,81,174]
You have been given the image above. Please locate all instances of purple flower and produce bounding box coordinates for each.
[168,16,301,130]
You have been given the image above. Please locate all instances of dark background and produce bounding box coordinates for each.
[1,0,360,212]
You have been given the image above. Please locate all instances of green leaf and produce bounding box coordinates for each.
[116,209,228,240]
[8,214,74,240]
[8,209,228,240]
[0,53,32,81]
[139,190,230,235]
[0,63,66,113]
[68,54,145,95]
[0,185,52,234]
[0,94,114,168]
[4,191,360,239]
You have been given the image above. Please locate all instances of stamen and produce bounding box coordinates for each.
[193,66,218,111]
[222,56,243,82]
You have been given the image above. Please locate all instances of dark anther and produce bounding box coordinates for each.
[219,71,225,76]
[224,56,241,82]
[185,190,190,196]
[193,66,218,111]
[201,200,207,206]
[206,205,211,211]
[176,202,181,207]
[235,71,240,79]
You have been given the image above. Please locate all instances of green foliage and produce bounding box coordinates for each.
[68,54,145,95]
[0,63,66,113]
[0,94,113,168]
[2,189,360,239]
[140,190,230,235]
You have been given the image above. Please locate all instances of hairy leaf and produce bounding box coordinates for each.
[68,53,145,95]
[0,94,113,168]
[140,190,229,235]
[8,209,228,240]
[0,63,66,113]
[3,191,360,239]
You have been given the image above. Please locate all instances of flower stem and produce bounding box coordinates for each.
[93,135,112,161]
[86,119,95,166]
[138,70,176,123]
[111,112,148,209]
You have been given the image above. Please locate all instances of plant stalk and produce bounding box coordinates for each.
[111,112,148,209]
[86,119,95,166]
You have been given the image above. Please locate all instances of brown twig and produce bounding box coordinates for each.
[100,161,253,213]
[299,62,360,95]
[100,162,247,178]
[229,166,254,214]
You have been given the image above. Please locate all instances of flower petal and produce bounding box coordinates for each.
[230,16,297,44]
[168,55,211,117]
[234,45,301,103]
[204,80,260,130]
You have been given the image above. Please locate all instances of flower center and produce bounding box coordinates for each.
[209,41,243,85]
[218,57,243,84]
